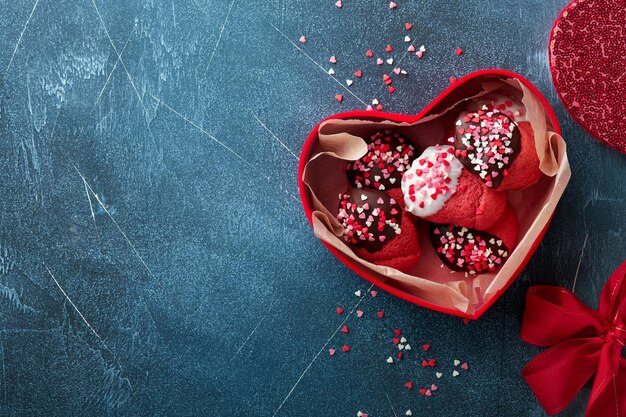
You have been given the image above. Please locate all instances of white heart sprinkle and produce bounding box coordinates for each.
[405,410,412,416]
[404,35,411,42]
[436,372,443,379]
[404,344,411,351]
[386,58,394,65]
[328,68,335,75]
[386,356,394,363]
[346,79,353,86]
[355,290,362,297]
[453,370,460,377]
[454,359,461,366]
[372,99,379,105]
[398,344,405,350]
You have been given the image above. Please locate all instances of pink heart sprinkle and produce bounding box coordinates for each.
[329,348,336,356]
[329,55,337,64]
[389,1,397,9]
[371,291,378,297]
[393,68,401,75]
[377,197,384,204]
[461,362,469,370]
[431,384,438,391]
[416,50,424,59]
[376,58,384,65]
[407,45,415,52]
[425,389,432,397]
[356,310,364,317]
[299,36,307,43]
[335,0,342,7]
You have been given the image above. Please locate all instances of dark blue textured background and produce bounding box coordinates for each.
[0,0,624,416]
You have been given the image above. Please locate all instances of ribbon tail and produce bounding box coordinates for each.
[522,338,603,415]
[585,344,626,417]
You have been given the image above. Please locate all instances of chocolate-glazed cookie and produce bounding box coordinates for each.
[453,107,521,189]
[430,204,518,275]
[346,130,415,191]
[337,188,401,252]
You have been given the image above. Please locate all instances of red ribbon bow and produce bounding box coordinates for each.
[521,260,626,416]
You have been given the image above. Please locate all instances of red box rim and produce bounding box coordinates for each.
[297,69,562,320]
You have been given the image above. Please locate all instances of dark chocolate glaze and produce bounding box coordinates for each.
[346,130,415,192]
[430,223,510,274]
[454,108,521,189]
[337,188,402,252]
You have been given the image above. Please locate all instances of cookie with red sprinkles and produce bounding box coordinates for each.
[337,188,420,272]
[346,130,416,192]
[431,204,518,274]
[401,145,506,230]
[454,105,542,190]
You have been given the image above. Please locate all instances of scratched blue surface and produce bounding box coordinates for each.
[0,0,624,416]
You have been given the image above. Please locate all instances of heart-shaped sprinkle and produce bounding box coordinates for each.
[386,58,394,65]
[376,58,384,65]
[404,35,411,42]
[335,94,343,102]
[419,388,426,395]
[328,348,336,356]
[342,345,350,352]
[336,307,344,314]
[335,0,342,7]
[346,79,353,86]
[341,325,349,333]
[299,36,307,43]
[416,50,424,59]
[399,336,406,342]
[431,384,438,391]
[405,381,413,389]
[454,359,460,366]
[452,370,460,377]
[389,1,397,9]
[393,68,401,75]
[385,44,393,52]
[405,22,413,30]
[354,290,362,297]
[393,329,401,336]
[328,68,335,75]
[371,290,378,297]
[365,50,373,57]
[398,344,404,350]
[388,86,396,94]
[404,344,411,350]
[392,337,400,345]
[354,69,363,78]
[329,55,337,64]
[425,389,432,397]
[377,311,385,318]
[436,372,443,379]
[386,356,394,363]
[407,44,415,52]
[356,310,364,317]
[405,410,412,416]
[461,362,469,370]
[422,343,430,351]
[455,47,463,56]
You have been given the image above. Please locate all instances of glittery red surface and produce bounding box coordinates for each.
[550,0,626,153]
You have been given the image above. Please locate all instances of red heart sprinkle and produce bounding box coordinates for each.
[405,23,413,30]
[385,45,393,52]
[355,69,363,78]
[393,329,401,336]
[365,50,373,57]
[341,325,349,333]
[455,47,463,56]
[342,344,350,352]
[419,388,426,395]
[405,381,413,390]
[388,86,396,94]
[336,307,344,314]
[461,362,469,370]
[392,337,400,345]
[377,311,385,318]
[422,344,430,351]
[335,94,343,102]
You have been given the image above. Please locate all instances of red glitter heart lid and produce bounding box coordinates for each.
[549,0,626,154]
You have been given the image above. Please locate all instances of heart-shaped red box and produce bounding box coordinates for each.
[298,69,570,319]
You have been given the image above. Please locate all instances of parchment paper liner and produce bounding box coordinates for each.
[303,76,570,315]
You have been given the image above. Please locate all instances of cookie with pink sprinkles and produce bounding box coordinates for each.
[346,130,416,191]
[453,105,543,191]
[400,145,506,230]
[337,188,420,273]
[430,204,518,275]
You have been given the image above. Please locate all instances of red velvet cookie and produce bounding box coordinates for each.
[453,106,542,191]
[401,145,506,230]
[346,130,416,191]
[337,188,420,272]
[430,204,518,275]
